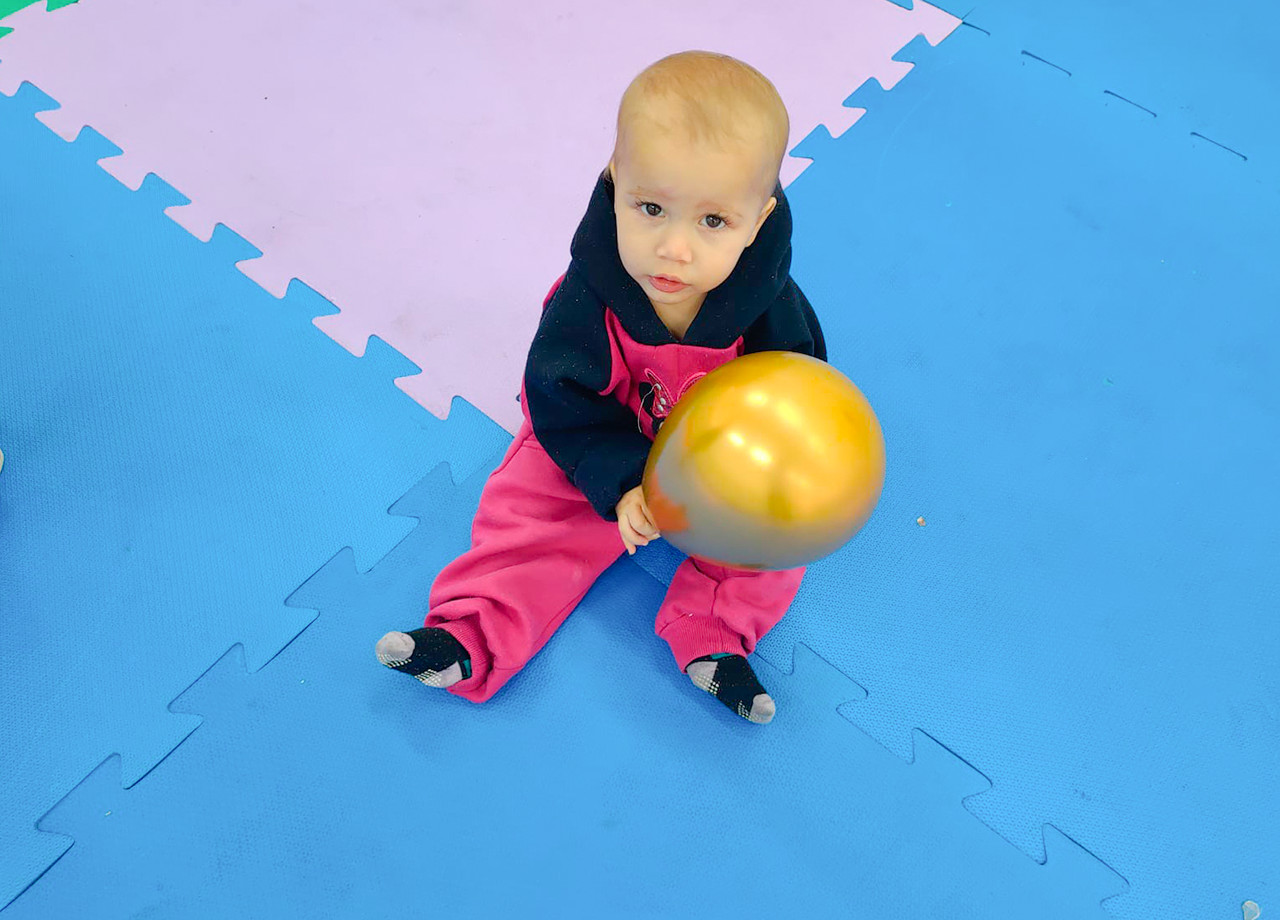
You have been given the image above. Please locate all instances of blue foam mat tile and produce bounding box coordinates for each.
[0,79,511,908]
[5,456,1124,919]
[629,535,686,584]
[777,21,1278,920]
[940,0,1280,178]
[789,34,949,178]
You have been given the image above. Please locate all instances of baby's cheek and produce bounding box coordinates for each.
[616,244,640,277]
[710,251,742,288]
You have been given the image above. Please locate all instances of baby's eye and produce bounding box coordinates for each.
[702,214,728,230]
[639,201,663,218]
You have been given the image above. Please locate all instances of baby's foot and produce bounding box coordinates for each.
[375,627,471,689]
[685,653,775,724]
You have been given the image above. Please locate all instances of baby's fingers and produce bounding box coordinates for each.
[618,518,650,555]
[630,503,660,540]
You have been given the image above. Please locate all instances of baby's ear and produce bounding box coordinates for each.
[747,196,778,246]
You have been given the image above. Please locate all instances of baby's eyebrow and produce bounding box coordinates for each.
[629,185,673,199]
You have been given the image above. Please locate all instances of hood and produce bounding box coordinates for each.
[568,170,794,348]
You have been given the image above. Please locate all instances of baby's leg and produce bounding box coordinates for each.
[654,559,805,723]
[378,421,622,703]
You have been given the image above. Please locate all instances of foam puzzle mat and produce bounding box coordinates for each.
[0,0,74,40]
[780,24,1278,920]
[2,0,1278,917]
[1,458,1125,919]
[946,0,1280,179]
[0,81,511,908]
[0,0,959,433]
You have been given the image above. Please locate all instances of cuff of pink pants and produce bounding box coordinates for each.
[657,614,750,672]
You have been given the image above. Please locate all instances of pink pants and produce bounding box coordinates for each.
[424,416,805,703]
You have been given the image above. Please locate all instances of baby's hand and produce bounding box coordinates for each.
[616,485,660,556]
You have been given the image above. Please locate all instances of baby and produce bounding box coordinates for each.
[377,51,826,723]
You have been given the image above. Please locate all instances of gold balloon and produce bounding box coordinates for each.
[642,352,885,571]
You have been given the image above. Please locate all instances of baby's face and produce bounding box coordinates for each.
[611,129,776,317]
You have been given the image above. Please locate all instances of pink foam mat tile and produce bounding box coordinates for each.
[0,0,959,431]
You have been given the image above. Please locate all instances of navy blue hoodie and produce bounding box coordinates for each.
[523,172,827,521]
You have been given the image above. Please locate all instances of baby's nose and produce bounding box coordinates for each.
[656,231,692,263]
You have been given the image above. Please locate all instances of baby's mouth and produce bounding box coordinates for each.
[649,275,689,293]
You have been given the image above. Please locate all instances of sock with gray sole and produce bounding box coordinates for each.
[685,653,775,724]
[376,627,472,689]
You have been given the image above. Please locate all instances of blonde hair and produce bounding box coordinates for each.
[614,51,790,194]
